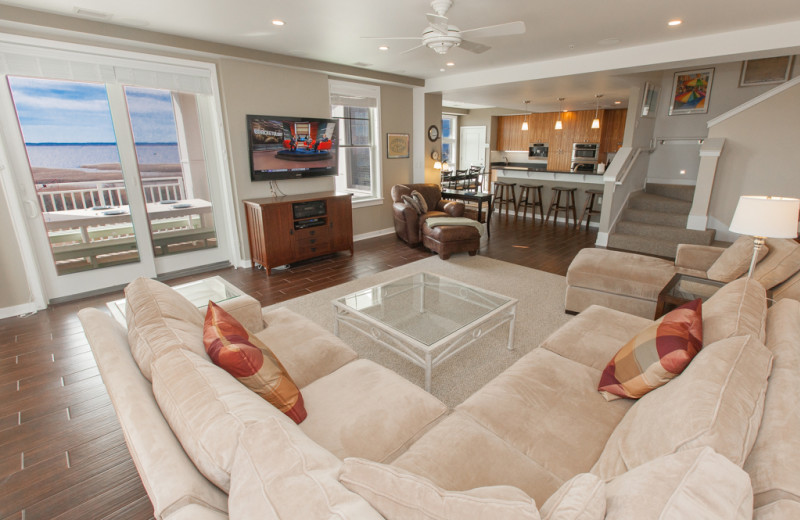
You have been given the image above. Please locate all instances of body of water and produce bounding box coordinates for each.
[25,143,180,169]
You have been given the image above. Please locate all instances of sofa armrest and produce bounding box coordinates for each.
[674,244,726,275]
[216,293,264,332]
[442,201,465,217]
[392,202,421,244]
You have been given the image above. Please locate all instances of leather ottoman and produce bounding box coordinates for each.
[421,221,481,260]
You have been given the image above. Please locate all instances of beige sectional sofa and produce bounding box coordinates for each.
[79,273,800,519]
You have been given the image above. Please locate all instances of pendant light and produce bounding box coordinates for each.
[555,97,565,130]
[521,100,530,131]
[591,94,603,129]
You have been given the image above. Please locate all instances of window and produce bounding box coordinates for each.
[330,80,381,203]
[442,115,457,170]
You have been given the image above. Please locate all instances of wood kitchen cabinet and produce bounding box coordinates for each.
[572,110,604,144]
[599,109,627,164]
[547,111,576,172]
[243,192,353,275]
[496,114,527,151]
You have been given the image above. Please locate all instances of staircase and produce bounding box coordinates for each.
[607,183,715,258]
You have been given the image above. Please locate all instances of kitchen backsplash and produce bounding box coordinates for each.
[490,150,538,163]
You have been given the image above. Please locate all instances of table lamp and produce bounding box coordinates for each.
[729,195,800,277]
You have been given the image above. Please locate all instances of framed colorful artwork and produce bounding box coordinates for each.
[669,68,714,115]
[739,56,794,87]
[641,81,660,118]
[386,133,410,159]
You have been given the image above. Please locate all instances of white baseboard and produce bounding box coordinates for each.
[354,227,395,242]
[595,231,609,247]
[0,302,39,320]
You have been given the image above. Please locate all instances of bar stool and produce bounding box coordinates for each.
[516,184,544,222]
[580,188,604,230]
[493,181,517,217]
[546,186,578,226]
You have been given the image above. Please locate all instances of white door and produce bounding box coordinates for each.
[459,126,486,170]
[1,69,234,301]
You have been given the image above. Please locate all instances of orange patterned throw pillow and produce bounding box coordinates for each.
[599,299,703,401]
[203,301,307,423]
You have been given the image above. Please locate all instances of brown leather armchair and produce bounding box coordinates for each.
[391,183,465,245]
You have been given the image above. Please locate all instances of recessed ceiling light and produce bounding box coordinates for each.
[440,68,446,72]
[614,100,622,105]
[446,62,455,67]
[272,19,285,26]
[668,19,682,26]
[378,45,389,51]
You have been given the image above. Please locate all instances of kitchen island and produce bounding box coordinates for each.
[489,162,604,227]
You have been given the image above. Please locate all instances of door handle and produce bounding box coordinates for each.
[24,200,38,219]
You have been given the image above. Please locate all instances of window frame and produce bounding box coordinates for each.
[329,79,382,207]
[442,114,458,171]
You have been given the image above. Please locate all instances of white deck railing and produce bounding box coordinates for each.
[37,177,186,211]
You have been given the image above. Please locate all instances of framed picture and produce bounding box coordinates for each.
[386,133,409,159]
[739,56,794,87]
[669,68,714,115]
[641,81,660,118]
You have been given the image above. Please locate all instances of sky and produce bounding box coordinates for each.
[7,77,179,144]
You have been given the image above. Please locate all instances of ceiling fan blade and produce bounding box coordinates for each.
[426,13,449,35]
[459,40,491,54]
[361,36,423,40]
[461,20,526,39]
[399,44,427,55]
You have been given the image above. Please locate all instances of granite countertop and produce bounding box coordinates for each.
[490,162,601,176]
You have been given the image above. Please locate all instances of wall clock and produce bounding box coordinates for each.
[427,125,440,141]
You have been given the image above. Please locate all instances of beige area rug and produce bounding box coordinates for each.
[263,255,573,408]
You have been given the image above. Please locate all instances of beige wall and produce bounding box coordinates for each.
[424,93,443,184]
[0,181,31,309]
[707,82,800,238]
[648,56,800,183]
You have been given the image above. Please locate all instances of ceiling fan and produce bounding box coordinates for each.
[365,0,526,55]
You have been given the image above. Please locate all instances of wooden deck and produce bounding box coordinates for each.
[0,214,598,519]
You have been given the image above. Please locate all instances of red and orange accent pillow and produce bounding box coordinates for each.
[203,301,307,424]
[599,299,703,401]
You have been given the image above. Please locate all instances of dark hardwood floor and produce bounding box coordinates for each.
[0,213,598,519]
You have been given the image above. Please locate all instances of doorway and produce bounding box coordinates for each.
[459,126,486,172]
[0,40,236,303]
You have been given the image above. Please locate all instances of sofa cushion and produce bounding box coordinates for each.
[592,335,773,479]
[339,457,540,520]
[151,348,295,492]
[458,348,632,482]
[543,305,653,372]
[707,235,768,282]
[204,302,306,424]
[257,307,357,389]
[411,189,429,213]
[604,447,753,519]
[298,359,447,463]
[401,194,423,214]
[124,277,206,381]
[745,299,800,514]
[771,268,800,302]
[702,277,767,345]
[392,411,564,505]
[753,238,800,289]
[539,473,605,520]
[228,417,382,520]
[598,299,703,401]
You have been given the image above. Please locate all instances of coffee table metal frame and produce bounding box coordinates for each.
[332,272,517,392]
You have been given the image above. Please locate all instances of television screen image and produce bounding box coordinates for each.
[247,115,338,181]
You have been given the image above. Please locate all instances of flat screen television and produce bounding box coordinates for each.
[247,115,338,181]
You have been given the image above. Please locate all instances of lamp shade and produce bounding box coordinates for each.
[433,161,442,170]
[729,196,800,238]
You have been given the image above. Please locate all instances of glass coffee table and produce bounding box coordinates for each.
[332,272,518,391]
[107,275,244,325]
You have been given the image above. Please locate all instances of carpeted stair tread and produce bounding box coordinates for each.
[615,221,715,244]
[628,192,692,214]
[645,183,696,202]
[607,233,681,259]
[622,208,688,227]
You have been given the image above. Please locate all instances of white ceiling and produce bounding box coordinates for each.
[3,0,800,111]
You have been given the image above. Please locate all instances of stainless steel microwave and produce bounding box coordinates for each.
[571,143,599,161]
[529,143,549,158]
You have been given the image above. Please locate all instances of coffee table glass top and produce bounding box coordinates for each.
[334,272,513,347]
[107,275,243,323]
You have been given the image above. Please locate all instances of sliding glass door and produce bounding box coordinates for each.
[3,73,231,300]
